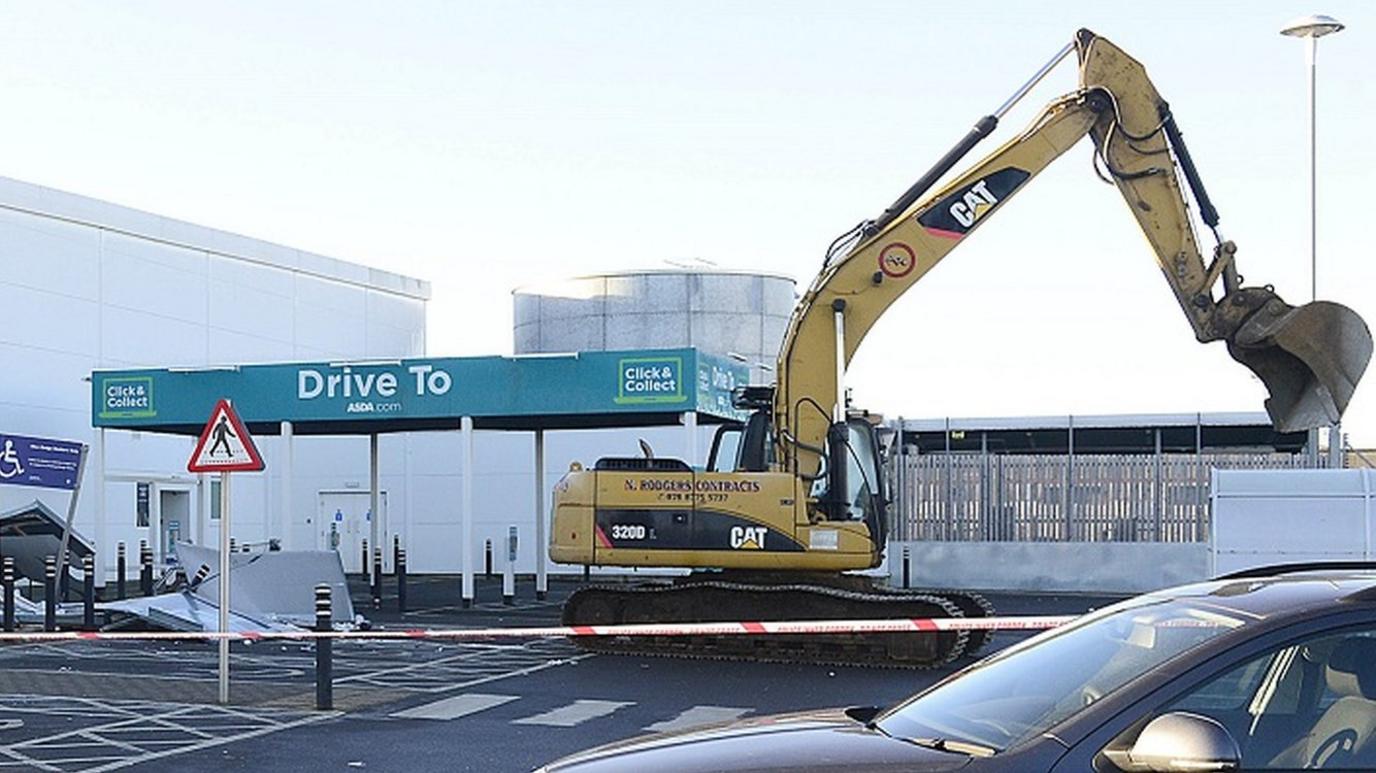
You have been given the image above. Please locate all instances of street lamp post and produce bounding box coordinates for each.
[1280,14,1345,467]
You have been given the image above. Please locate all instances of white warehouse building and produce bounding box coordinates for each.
[0,176,426,581]
[0,177,789,589]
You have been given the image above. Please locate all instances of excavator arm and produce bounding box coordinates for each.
[774,29,1371,490]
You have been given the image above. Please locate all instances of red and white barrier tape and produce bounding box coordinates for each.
[0,614,1076,643]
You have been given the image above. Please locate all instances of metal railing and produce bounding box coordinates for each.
[892,452,1317,543]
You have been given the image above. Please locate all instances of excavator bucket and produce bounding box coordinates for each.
[1226,298,1372,433]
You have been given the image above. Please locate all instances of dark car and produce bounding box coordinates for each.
[536,564,1376,772]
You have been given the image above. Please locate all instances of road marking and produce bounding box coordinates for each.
[391,693,519,721]
[512,700,633,727]
[0,695,335,773]
[643,705,752,734]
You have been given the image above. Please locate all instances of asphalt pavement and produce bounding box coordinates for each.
[0,575,1122,772]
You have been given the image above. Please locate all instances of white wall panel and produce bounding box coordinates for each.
[0,343,96,420]
[208,330,296,366]
[100,306,208,365]
[0,212,101,300]
[0,283,100,357]
[1211,469,1376,576]
[294,301,367,354]
[294,276,366,313]
[208,256,295,300]
[208,278,295,342]
[101,240,208,326]
[365,321,423,359]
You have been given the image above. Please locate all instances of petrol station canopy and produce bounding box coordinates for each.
[91,348,750,435]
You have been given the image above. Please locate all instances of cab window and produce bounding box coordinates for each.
[809,422,881,521]
[707,425,742,472]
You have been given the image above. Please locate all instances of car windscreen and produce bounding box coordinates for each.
[875,596,1246,752]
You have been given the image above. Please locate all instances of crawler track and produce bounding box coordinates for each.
[562,573,995,668]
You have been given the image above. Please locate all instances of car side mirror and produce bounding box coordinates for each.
[1102,712,1241,772]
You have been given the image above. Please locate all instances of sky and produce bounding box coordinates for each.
[2,1,1374,441]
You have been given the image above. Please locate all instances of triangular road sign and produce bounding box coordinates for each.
[188,399,265,473]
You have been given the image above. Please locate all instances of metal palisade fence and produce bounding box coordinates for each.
[892,451,1317,543]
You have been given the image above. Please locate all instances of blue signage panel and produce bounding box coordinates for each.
[91,348,750,429]
[0,433,84,490]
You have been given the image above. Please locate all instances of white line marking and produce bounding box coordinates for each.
[643,705,752,734]
[79,729,144,753]
[391,693,519,721]
[512,700,634,728]
[0,746,60,773]
[83,711,336,772]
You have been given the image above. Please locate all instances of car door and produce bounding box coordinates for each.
[1050,611,1376,771]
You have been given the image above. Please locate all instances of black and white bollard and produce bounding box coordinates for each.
[82,555,95,629]
[484,539,493,579]
[392,535,400,577]
[2,557,15,632]
[43,555,57,632]
[190,563,212,590]
[397,548,408,614]
[116,542,127,600]
[503,526,517,606]
[372,546,382,609]
[361,539,369,583]
[139,540,153,596]
[315,583,333,710]
[902,545,911,589]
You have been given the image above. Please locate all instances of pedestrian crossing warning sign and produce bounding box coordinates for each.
[187,399,265,473]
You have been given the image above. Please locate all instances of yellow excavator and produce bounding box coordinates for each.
[548,29,1373,666]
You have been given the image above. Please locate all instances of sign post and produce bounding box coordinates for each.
[187,399,264,705]
[0,433,88,596]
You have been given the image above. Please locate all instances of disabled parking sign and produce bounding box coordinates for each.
[0,433,84,490]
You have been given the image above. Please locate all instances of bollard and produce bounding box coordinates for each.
[397,548,408,614]
[372,547,383,609]
[82,555,95,629]
[361,539,369,583]
[484,539,493,579]
[503,525,517,606]
[902,545,911,589]
[582,565,590,583]
[3,557,14,632]
[229,537,237,554]
[139,540,153,596]
[116,542,127,600]
[315,583,333,710]
[43,556,57,632]
[392,535,400,575]
[190,563,211,590]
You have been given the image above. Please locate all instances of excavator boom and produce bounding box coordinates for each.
[775,29,1371,485]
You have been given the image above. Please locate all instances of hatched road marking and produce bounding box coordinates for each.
[512,700,634,728]
[390,693,519,721]
[643,705,752,733]
[0,695,334,772]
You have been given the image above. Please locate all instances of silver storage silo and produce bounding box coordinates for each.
[513,269,796,384]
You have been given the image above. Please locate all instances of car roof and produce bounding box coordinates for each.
[1146,568,1376,621]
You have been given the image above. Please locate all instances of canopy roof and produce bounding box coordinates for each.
[92,348,748,435]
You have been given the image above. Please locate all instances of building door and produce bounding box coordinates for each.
[317,491,388,573]
[154,487,192,566]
